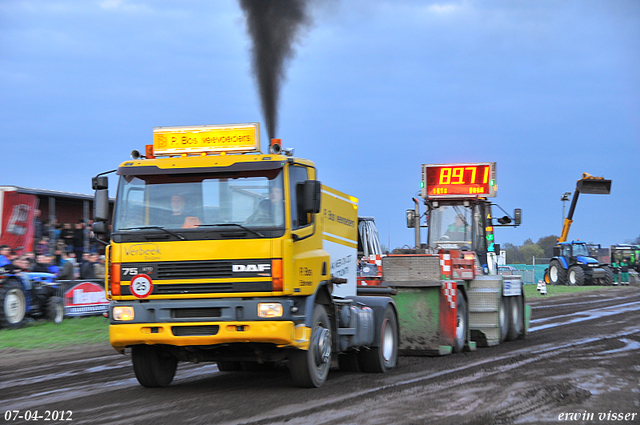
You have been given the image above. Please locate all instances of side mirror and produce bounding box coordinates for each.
[92,176,109,190]
[406,209,415,228]
[94,189,110,222]
[93,221,107,235]
[553,246,560,257]
[494,243,501,255]
[300,180,321,214]
[514,208,522,226]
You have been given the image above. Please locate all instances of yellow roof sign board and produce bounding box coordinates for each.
[153,123,260,155]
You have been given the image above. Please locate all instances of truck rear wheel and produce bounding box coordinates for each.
[548,260,566,285]
[131,345,178,388]
[506,295,523,341]
[568,266,584,286]
[359,305,398,372]
[288,304,331,388]
[0,281,27,329]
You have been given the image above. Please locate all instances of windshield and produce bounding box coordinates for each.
[113,168,285,232]
[573,244,589,257]
[427,204,473,249]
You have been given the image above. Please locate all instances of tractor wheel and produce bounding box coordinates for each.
[131,345,178,388]
[288,304,332,388]
[359,305,399,373]
[45,296,64,324]
[452,294,468,353]
[0,281,27,329]
[548,260,566,285]
[506,295,523,341]
[568,266,585,286]
[602,267,614,286]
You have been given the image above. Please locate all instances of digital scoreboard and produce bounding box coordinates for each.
[421,162,497,198]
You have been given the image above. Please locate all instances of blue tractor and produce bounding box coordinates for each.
[546,173,613,286]
[0,271,65,329]
[548,241,613,286]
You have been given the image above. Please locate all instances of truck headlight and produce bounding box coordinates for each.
[258,302,283,318]
[112,306,135,321]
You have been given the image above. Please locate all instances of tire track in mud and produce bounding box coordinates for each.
[2,288,638,425]
[217,326,640,425]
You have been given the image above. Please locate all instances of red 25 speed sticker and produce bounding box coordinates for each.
[130,274,153,299]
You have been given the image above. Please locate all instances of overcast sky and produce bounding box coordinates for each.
[1,0,638,251]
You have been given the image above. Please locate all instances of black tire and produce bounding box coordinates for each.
[602,267,614,286]
[359,305,398,373]
[568,266,584,286]
[0,280,27,329]
[499,295,509,342]
[45,296,64,324]
[216,361,242,372]
[452,293,467,353]
[288,304,332,388]
[131,345,178,388]
[548,260,566,285]
[506,295,523,341]
[338,350,361,373]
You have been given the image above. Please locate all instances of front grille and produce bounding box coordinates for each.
[157,261,233,279]
[172,308,222,319]
[172,325,219,336]
[153,282,272,294]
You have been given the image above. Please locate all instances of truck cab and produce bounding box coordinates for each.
[93,123,398,388]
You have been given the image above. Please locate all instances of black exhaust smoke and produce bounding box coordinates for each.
[238,0,314,140]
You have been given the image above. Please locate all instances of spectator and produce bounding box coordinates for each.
[33,254,50,273]
[73,220,86,261]
[60,223,75,252]
[0,244,11,267]
[33,209,44,243]
[57,250,75,280]
[94,255,105,280]
[80,252,97,279]
[35,237,50,255]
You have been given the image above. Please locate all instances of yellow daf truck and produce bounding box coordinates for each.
[92,123,398,388]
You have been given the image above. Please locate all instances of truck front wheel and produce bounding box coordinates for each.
[359,305,399,372]
[131,345,178,388]
[289,304,332,388]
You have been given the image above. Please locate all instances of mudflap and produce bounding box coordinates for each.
[524,303,532,335]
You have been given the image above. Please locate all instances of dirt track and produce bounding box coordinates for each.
[1,286,639,425]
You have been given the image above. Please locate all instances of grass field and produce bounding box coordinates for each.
[0,315,109,350]
[0,284,621,350]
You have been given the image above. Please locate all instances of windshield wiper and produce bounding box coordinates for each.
[198,223,265,238]
[119,226,186,240]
